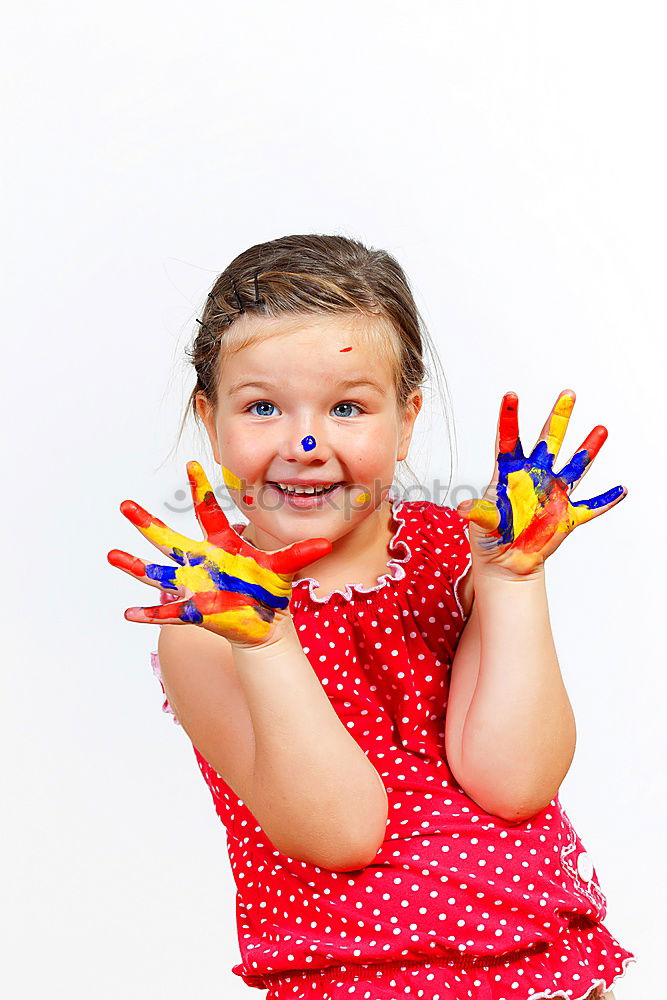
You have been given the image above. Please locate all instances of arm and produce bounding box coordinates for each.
[444,388,624,823]
[445,564,576,823]
[113,460,387,872]
[233,621,389,870]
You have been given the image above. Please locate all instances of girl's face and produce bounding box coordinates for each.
[197,313,422,552]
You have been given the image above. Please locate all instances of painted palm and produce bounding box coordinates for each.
[108,461,332,646]
[457,390,627,575]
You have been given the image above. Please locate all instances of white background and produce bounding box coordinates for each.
[2,2,664,998]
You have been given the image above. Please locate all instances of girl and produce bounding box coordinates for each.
[108,234,636,1000]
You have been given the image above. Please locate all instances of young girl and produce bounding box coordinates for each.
[108,234,636,1000]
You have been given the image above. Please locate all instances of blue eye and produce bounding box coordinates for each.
[246,400,277,417]
[332,402,364,417]
[245,401,365,417]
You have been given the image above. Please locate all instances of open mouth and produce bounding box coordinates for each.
[266,482,346,507]
[269,482,345,496]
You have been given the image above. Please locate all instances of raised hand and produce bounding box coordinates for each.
[108,461,332,647]
[457,390,627,576]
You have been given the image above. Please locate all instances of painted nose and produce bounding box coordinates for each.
[279,427,332,463]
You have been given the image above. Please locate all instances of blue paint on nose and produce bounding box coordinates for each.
[301,436,316,451]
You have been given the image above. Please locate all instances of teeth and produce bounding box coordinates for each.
[276,482,337,495]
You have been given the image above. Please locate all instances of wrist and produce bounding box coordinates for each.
[471,557,545,586]
[230,613,298,657]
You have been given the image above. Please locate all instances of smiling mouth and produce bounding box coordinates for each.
[268,482,345,496]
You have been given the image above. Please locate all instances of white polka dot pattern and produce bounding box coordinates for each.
[150,497,636,999]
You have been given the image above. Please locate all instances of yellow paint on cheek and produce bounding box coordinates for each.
[508,469,541,535]
[356,491,371,505]
[221,465,243,491]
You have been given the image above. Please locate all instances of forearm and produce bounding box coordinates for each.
[449,567,576,821]
[232,622,388,870]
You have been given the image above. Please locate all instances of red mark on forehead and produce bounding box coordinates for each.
[339,347,352,352]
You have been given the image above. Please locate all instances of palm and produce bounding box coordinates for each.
[108,461,332,646]
[458,390,627,575]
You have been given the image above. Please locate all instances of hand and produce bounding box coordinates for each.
[107,461,332,647]
[456,389,627,577]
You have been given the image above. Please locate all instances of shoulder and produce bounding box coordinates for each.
[396,498,469,544]
[396,499,474,619]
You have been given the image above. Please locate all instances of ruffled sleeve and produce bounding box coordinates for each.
[149,589,182,726]
[437,505,472,621]
[413,502,473,624]
[150,649,181,726]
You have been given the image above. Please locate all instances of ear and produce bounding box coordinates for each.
[195,392,221,464]
[397,389,423,462]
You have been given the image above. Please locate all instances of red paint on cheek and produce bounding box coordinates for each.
[339,347,352,352]
[242,495,254,505]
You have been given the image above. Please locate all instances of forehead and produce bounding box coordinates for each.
[219,312,396,386]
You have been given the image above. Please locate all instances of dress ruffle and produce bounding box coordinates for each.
[150,649,181,726]
[259,919,635,999]
[235,490,413,605]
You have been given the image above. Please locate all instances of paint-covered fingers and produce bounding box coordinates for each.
[556,426,608,490]
[458,497,501,533]
[119,500,205,561]
[268,536,334,577]
[187,461,239,550]
[570,485,628,527]
[124,598,197,624]
[107,549,182,593]
[123,589,277,644]
[533,390,576,466]
[497,392,521,463]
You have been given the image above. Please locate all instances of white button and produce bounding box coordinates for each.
[577,851,594,883]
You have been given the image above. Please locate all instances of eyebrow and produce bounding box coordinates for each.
[228,377,387,397]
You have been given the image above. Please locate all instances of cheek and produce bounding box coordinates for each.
[351,437,395,467]
[220,435,269,481]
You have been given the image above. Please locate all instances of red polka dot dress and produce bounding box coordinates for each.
[151,495,636,1000]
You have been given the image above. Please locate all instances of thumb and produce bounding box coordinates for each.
[269,537,333,576]
[457,498,500,531]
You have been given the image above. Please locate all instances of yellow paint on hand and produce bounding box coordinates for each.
[545,394,574,457]
[506,469,541,536]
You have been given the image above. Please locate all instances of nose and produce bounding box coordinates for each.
[278,421,333,464]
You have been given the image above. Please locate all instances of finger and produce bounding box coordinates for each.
[571,485,628,527]
[531,389,575,469]
[268,537,334,576]
[107,549,181,591]
[124,598,199,624]
[498,392,520,456]
[494,392,524,484]
[124,589,281,629]
[187,461,239,549]
[458,498,501,532]
[120,500,204,563]
[555,426,608,490]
